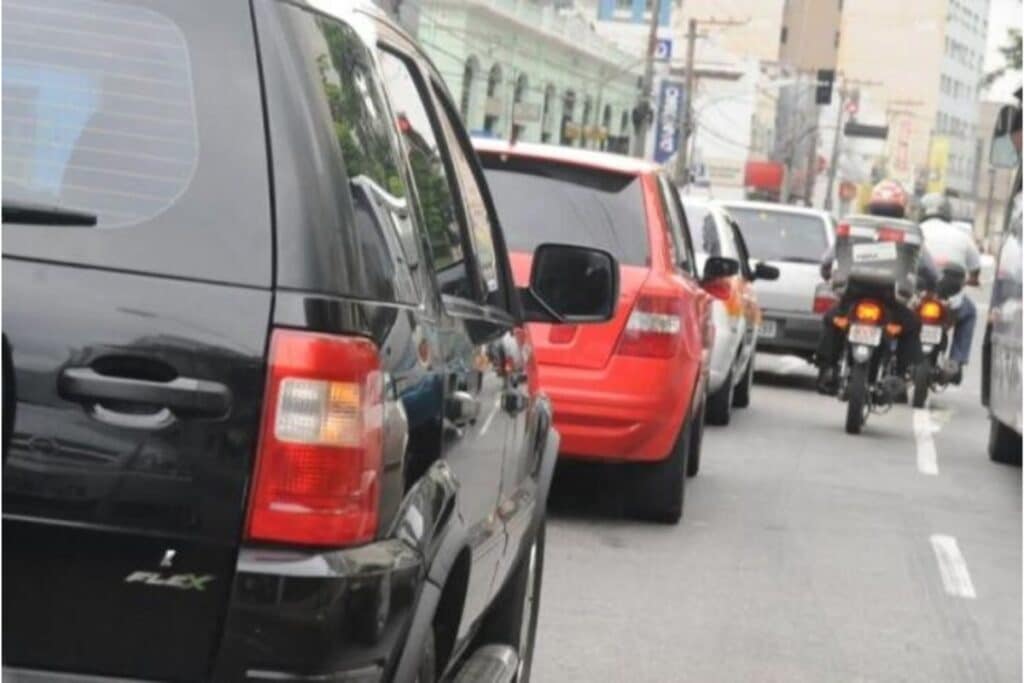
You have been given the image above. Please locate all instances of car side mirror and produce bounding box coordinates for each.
[990,104,1021,169]
[753,261,780,281]
[520,243,619,324]
[700,256,739,301]
[702,256,739,282]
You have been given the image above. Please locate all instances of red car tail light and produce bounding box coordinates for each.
[616,294,684,358]
[853,299,884,324]
[246,329,383,547]
[835,222,851,237]
[813,291,838,314]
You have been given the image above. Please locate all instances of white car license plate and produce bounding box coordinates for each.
[848,324,882,346]
[852,241,898,263]
[759,320,778,338]
[921,325,943,344]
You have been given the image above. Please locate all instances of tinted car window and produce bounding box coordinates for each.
[430,86,505,306]
[658,175,695,275]
[3,0,195,228]
[683,203,722,256]
[726,207,829,264]
[2,0,271,286]
[379,49,473,301]
[480,155,649,266]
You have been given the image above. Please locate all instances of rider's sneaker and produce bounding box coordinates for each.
[816,366,839,395]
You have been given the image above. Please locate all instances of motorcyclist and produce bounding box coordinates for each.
[918,192,981,384]
[815,180,938,395]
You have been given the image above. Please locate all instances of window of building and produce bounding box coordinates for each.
[540,83,556,143]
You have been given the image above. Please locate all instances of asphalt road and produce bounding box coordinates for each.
[534,307,1021,682]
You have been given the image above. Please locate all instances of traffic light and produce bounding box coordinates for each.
[815,69,835,105]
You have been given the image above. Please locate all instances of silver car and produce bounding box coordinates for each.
[719,201,836,362]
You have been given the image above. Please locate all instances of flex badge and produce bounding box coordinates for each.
[124,571,215,591]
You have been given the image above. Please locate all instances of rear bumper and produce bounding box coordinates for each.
[539,355,700,464]
[756,309,821,356]
[5,538,422,683]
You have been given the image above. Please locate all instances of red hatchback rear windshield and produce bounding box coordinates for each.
[479,153,649,266]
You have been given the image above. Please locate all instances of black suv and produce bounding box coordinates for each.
[1,2,618,681]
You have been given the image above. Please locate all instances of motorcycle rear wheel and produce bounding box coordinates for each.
[845,364,869,435]
[912,361,931,408]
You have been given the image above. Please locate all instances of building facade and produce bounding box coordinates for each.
[836,0,991,217]
[413,0,642,152]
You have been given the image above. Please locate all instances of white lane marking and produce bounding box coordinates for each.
[930,534,977,599]
[478,395,503,435]
[913,408,940,475]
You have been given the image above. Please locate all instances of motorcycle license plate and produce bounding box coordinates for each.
[848,324,882,346]
[852,241,898,263]
[920,325,943,345]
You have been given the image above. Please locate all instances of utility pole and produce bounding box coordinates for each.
[675,19,698,183]
[675,16,748,184]
[632,0,662,158]
[822,80,846,212]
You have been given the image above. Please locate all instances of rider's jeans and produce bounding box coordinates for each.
[950,296,977,364]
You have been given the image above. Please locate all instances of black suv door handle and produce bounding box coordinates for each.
[58,367,232,418]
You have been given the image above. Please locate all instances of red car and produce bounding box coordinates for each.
[475,140,737,522]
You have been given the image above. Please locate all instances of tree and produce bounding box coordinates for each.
[982,27,1022,90]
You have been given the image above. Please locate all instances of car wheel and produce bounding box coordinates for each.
[627,413,690,523]
[732,355,754,408]
[476,521,546,682]
[686,398,705,478]
[988,418,1022,465]
[706,369,734,426]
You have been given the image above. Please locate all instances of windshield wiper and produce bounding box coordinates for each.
[3,200,97,226]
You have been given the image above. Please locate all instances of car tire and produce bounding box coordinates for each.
[706,369,734,426]
[476,521,545,682]
[686,398,705,478]
[988,417,1022,465]
[628,413,690,523]
[732,355,754,408]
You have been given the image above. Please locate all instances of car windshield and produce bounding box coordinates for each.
[480,155,649,266]
[726,207,828,263]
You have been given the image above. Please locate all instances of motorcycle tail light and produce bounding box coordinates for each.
[853,300,884,324]
[919,299,944,324]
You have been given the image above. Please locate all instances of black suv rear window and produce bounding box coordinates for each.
[2,0,271,287]
[4,0,197,228]
[480,154,649,266]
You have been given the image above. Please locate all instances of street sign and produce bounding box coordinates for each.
[655,38,673,62]
[654,80,684,164]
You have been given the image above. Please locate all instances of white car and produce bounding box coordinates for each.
[682,198,778,425]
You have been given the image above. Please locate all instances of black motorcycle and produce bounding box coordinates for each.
[912,264,967,408]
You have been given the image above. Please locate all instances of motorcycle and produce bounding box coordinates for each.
[836,297,906,434]
[829,215,926,435]
[912,264,967,408]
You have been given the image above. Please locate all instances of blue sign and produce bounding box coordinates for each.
[654,80,684,164]
[655,38,673,62]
